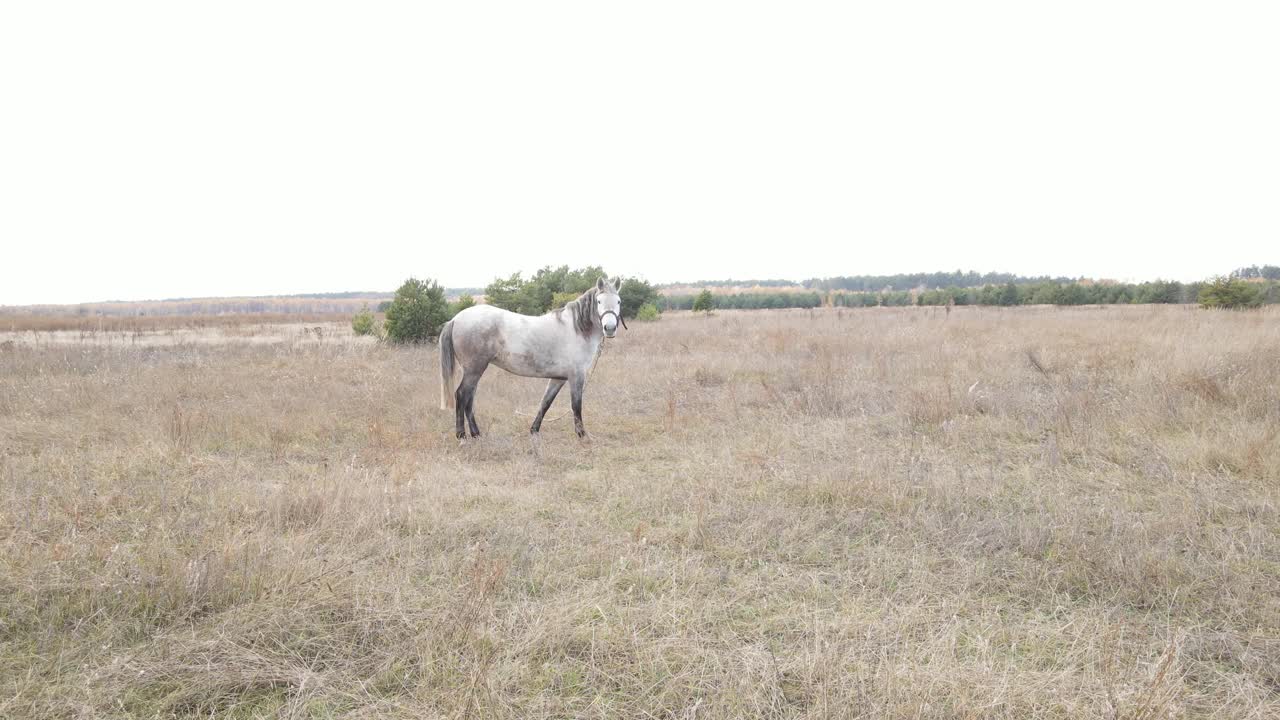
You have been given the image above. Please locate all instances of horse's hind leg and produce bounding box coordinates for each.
[457,364,487,438]
[465,387,481,438]
[454,381,469,439]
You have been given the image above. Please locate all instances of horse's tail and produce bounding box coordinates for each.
[439,320,456,410]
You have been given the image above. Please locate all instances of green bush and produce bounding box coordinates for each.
[1199,276,1262,309]
[551,291,580,308]
[618,278,658,319]
[351,306,377,336]
[692,289,715,313]
[483,266,656,318]
[999,282,1021,306]
[1137,280,1184,304]
[484,265,608,315]
[383,277,450,343]
[636,303,661,321]
[482,272,531,314]
[448,294,476,319]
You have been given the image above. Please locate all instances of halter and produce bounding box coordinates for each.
[599,309,627,332]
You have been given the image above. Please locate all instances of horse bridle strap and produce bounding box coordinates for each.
[600,309,627,330]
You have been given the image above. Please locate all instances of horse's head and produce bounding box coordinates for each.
[595,277,625,338]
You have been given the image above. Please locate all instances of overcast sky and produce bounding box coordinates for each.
[2,2,1277,305]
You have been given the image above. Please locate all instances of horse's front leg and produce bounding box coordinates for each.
[530,378,566,434]
[570,375,587,438]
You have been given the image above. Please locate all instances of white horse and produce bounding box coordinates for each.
[439,277,626,438]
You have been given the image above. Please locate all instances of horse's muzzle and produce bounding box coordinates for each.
[601,310,622,337]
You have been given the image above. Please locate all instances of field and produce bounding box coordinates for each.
[2,306,1278,718]
[1,295,391,328]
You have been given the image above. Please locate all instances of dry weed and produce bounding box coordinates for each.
[1,306,1278,718]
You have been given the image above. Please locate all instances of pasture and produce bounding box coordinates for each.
[2,306,1278,718]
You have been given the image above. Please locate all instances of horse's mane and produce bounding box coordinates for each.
[553,287,598,338]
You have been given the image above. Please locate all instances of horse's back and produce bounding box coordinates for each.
[450,305,512,356]
[449,304,583,379]
[452,303,509,327]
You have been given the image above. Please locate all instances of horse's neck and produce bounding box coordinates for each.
[582,329,605,369]
[574,317,604,355]
[580,323,603,349]
[546,309,601,354]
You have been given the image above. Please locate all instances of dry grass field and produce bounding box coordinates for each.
[1,296,392,328]
[2,306,1278,719]
[0,313,358,335]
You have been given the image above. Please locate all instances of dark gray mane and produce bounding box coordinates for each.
[554,287,598,338]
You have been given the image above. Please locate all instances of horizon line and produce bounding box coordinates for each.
[3,265,1272,310]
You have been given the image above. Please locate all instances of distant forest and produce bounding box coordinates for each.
[659,266,1280,310]
[661,266,1280,295]
[10,267,1277,317]
[658,271,1078,292]
[148,291,390,302]
[804,270,1078,292]
[657,279,802,289]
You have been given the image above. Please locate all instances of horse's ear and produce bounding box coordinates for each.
[612,277,622,292]
[596,277,605,290]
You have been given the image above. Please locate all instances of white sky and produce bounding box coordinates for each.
[2,2,1277,305]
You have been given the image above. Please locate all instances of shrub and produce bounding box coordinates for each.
[351,306,376,336]
[383,278,450,343]
[995,282,1017,306]
[482,273,530,314]
[484,267,656,317]
[1137,280,1184,304]
[448,294,476,319]
[1199,276,1262,309]
[618,278,659,319]
[636,303,661,321]
[485,266,605,315]
[551,291,580,309]
[692,289,715,313]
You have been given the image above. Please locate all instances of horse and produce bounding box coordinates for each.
[439,277,627,439]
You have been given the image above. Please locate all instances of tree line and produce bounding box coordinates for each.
[668,266,1280,296]
[1230,265,1280,280]
[657,278,801,289]
[804,270,1076,292]
[660,291,824,311]
[364,265,1278,343]
[661,278,1279,311]
[915,278,1278,308]
[915,280,1197,306]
